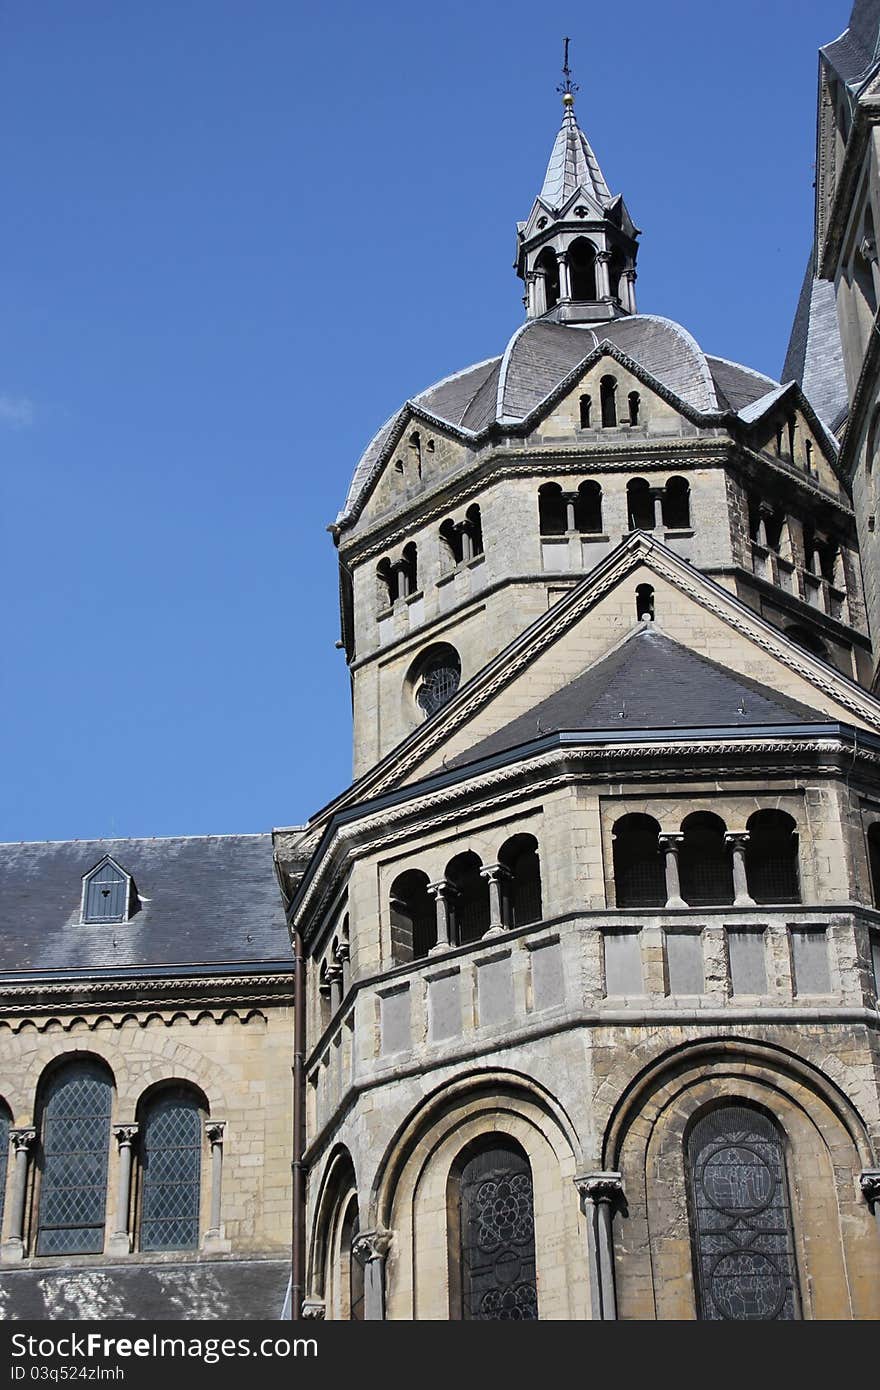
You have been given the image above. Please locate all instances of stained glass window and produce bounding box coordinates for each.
[36,1062,112,1256]
[140,1089,202,1252]
[459,1144,538,1320]
[687,1105,800,1320]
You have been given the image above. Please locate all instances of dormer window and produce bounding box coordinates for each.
[81,856,133,924]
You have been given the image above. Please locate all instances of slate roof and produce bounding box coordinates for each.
[448,625,827,770]
[538,101,612,211]
[0,834,291,974]
[0,1259,289,1321]
[782,256,849,431]
[823,0,880,86]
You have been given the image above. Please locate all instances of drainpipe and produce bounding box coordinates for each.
[291,922,307,1320]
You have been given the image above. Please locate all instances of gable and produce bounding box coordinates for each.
[530,354,697,443]
[746,398,844,498]
[353,413,474,532]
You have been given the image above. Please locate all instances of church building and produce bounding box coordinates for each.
[2,5,880,1321]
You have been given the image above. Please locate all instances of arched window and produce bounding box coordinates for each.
[535,248,560,310]
[411,643,461,718]
[568,238,597,299]
[662,476,691,529]
[785,626,829,660]
[439,519,463,570]
[449,1139,538,1320]
[627,477,654,530]
[498,834,542,927]
[340,1197,364,1321]
[600,375,618,427]
[612,814,665,907]
[867,823,880,907]
[573,480,602,534]
[687,1104,800,1320]
[401,542,418,597]
[138,1085,203,1253]
[579,394,592,428]
[679,813,733,906]
[0,1102,9,1239]
[635,584,655,621]
[390,869,436,961]
[764,510,786,552]
[538,482,566,536]
[745,811,800,904]
[36,1059,113,1255]
[377,557,395,609]
[446,852,490,945]
[465,504,484,558]
[628,391,641,426]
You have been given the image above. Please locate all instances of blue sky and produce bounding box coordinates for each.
[0,0,850,842]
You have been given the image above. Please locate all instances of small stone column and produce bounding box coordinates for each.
[575,1173,624,1320]
[2,1128,36,1262]
[860,1169,880,1241]
[301,1297,326,1320]
[427,880,456,953]
[533,268,547,317]
[335,939,350,998]
[557,253,571,302]
[563,492,578,533]
[326,963,343,1014]
[480,863,511,937]
[108,1124,139,1255]
[352,1228,393,1320]
[649,487,664,532]
[724,832,756,906]
[622,268,637,313]
[595,250,611,299]
[202,1121,230,1253]
[658,833,687,908]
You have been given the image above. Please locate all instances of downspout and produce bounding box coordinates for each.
[291,921,307,1320]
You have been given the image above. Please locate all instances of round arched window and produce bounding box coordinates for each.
[410,644,461,719]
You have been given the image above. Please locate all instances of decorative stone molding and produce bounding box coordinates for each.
[9,1128,36,1154]
[351,1227,393,1266]
[301,1298,326,1320]
[113,1124,139,1148]
[575,1171,624,1207]
[860,1168,880,1204]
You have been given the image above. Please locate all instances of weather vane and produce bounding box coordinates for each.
[557,36,579,99]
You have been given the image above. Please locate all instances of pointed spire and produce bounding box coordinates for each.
[539,44,612,213]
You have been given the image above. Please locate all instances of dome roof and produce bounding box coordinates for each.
[339,314,786,525]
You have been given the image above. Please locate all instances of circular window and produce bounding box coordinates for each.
[409,644,461,719]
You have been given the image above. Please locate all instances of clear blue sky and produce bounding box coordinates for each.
[0,0,850,842]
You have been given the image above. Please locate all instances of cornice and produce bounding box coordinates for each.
[0,972,294,1019]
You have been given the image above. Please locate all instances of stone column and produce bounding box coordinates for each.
[525,271,537,318]
[2,1128,36,1262]
[480,864,511,937]
[575,1173,624,1320]
[533,268,547,316]
[724,832,756,907]
[563,492,578,533]
[595,250,611,299]
[335,940,350,998]
[108,1124,139,1255]
[658,833,687,908]
[427,881,456,953]
[860,1169,880,1241]
[202,1121,230,1253]
[557,253,571,302]
[352,1228,393,1320]
[622,268,637,313]
[649,487,664,532]
[327,963,343,1014]
[393,562,407,604]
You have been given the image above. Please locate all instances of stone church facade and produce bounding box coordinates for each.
[3,3,880,1321]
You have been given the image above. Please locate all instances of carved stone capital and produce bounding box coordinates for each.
[10,1128,36,1154]
[205,1121,226,1147]
[479,862,511,885]
[334,941,350,964]
[860,1168,880,1204]
[575,1171,624,1206]
[301,1297,326,1320]
[427,879,457,902]
[724,831,751,850]
[352,1227,393,1266]
[658,833,685,850]
[113,1124,139,1148]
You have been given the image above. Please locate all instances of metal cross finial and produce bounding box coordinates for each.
[557,37,579,98]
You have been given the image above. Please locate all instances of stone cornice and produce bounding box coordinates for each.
[0,971,294,1018]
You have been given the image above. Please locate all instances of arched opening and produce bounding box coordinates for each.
[446,851,490,945]
[538,482,567,536]
[535,248,560,310]
[635,584,655,621]
[390,869,436,962]
[662,476,691,529]
[411,643,461,718]
[600,375,618,427]
[612,814,665,908]
[138,1083,204,1253]
[465,504,484,558]
[785,626,829,660]
[627,391,641,426]
[376,557,395,609]
[679,812,733,906]
[627,477,654,530]
[573,480,602,534]
[339,1196,365,1321]
[745,811,800,904]
[568,238,597,299]
[439,519,463,570]
[498,834,542,927]
[579,394,592,428]
[687,1103,800,1320]
[401,542,418,597]
[35,1058,114,1255]
[608,247,626,301]
[867,823,880,907]
[447,1137,538,1320]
